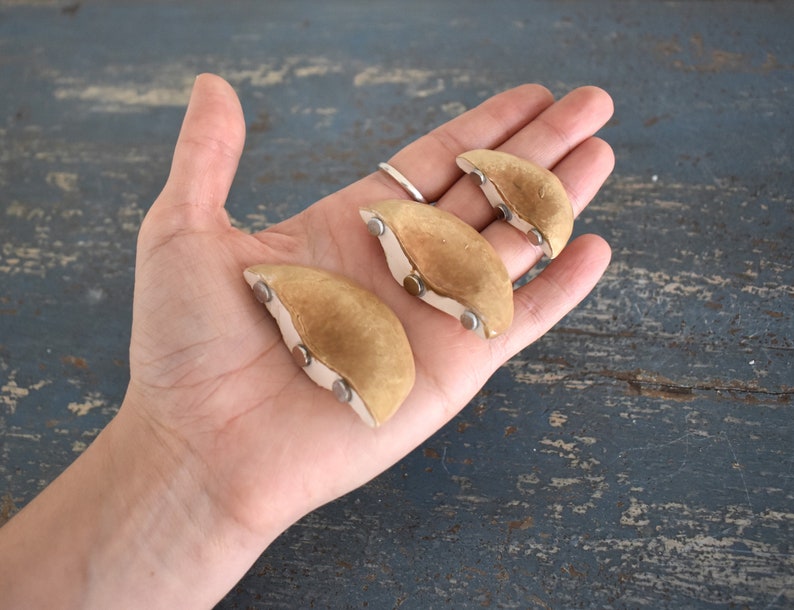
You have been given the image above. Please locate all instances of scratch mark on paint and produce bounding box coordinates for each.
[721,431,754,514]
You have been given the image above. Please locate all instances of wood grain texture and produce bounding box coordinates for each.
[1,1,791,607]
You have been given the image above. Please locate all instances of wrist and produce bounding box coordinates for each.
[0,389,276,609]
[86,395,270,608]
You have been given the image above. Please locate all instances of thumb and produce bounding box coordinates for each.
[152,73,246,232]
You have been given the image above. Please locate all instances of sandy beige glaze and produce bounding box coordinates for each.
[456,149,573,258]
[361,199,513,339]
[244,264,415,426]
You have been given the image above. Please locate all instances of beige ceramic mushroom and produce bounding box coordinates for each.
[359,199,513,339]
[456,149,573,259]
[243,264,415,427]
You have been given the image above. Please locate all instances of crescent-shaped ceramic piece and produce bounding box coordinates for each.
[243,264,415,427]
[360,199,513,339]
[456,149,573,259]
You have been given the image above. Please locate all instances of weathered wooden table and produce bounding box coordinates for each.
[1,1,792,607]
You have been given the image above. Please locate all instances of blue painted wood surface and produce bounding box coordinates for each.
[1,1,792,607]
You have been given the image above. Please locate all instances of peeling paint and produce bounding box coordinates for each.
[0,373,50,415]
[67,392,106,417]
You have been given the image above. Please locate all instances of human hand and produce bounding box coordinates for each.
[0,73,614,608]
[127,73,614,541]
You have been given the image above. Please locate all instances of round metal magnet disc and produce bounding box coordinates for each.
[403,273,426,297]
[528,228,544,246]
[495,203,513,222]
[332,378,352,403]
[468,168,486,186]
[252,280,272,304]
[291,344,312,367]
[460,310,480,332]
[367,217,386,236]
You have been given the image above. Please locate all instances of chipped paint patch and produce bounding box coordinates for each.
[441,101,467,117]
[354,66,435,86]
[5,431,41,442]
[71,440,88,453]
[620,497,651,527]
[353,66,447,97]
[508,515,535,531]
[549,411,568,427]
[54,83,193,110]
[0,372,50,414]
[293,61,343,78]
[655,33,793,74]
[230,57,345,86]
[46,171,79,193]
[0,243,79,277]
[50,57,351,113]
[580,519,794,605]
[226,65,290,87]
[1,377,28,415]
[516,472,540,493]
[67,391,106,416]
[541,438,577,454]
[550,477,581,488]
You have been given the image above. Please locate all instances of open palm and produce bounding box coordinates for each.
[125,73,615,539]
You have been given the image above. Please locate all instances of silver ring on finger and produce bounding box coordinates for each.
[377,162,427,203]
